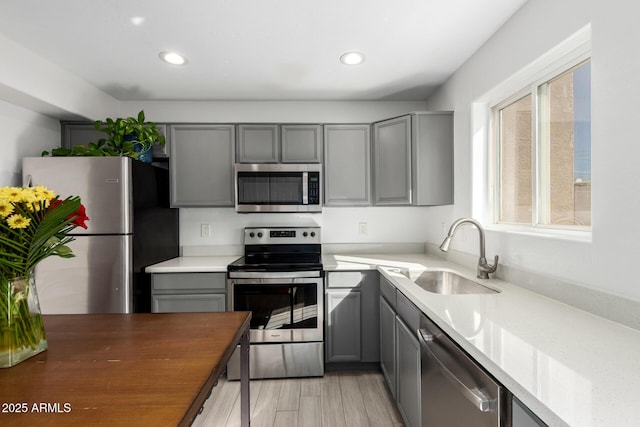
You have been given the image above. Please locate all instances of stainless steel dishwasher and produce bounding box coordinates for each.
[418,314,505,426]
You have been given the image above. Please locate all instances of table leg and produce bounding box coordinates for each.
[240,329,250,427]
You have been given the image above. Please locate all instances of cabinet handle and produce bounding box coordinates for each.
[417,328,493,412]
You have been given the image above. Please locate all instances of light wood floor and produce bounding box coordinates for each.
[193,370,405,427]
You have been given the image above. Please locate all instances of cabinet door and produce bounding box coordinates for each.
[237,124,279,163]
[281,125,323,163]
[324,124,371,206]
[373,115,412,205]
[360,271,380,363]
[169,124,235,206]
[380,296,397,397]
[152,294,226,313]
[396,316,421,427]
[152,272,226,292]
[62,122,169,158]
[411,112,453,206]
[326,290,361,362]
[512,397,547,427]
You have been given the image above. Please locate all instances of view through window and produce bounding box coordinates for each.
[495,59,591,229]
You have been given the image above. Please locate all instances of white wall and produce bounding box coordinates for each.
[0,100,60,186]
[180,206,433,248]
[423,0,640,302]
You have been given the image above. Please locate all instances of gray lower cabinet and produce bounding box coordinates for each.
[325,271,380,363]
[281,124,323,163]
[379,275,421,427]
[323,124,371,206]
[395,295,421,427]
[236,124,280,163]
[512,397,547,426]
[379,295,396,397]
[151,272,227,313]
[326,289,361,362]
[169,124,235,206]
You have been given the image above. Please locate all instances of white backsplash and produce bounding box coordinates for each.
[179,206,433,247]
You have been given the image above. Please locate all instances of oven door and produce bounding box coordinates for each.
[228,277,323,343]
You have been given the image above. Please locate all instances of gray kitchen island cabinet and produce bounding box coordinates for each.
[372,112,453,206]
[151,272,226,313]
[325,271,380,364]
[323,124,371,206]
[169,124,235,207]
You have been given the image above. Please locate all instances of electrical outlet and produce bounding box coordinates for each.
[200,223,211,237]
[358,222,368,236]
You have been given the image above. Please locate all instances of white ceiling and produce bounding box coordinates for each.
[0,0,528,101]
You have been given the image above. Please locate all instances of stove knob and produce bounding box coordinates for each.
[310,231,316,237]
[303,232,308,237]
[249,232,255,238]
[257,232,263,238]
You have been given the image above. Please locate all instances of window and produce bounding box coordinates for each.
[493,58,591,230]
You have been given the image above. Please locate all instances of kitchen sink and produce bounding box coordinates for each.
[413,270,500,295]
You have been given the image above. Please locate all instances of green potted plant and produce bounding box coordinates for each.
[43,110,165,163]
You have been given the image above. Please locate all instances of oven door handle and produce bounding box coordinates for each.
[417,328,492,412]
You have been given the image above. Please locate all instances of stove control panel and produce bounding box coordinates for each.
[244,227,321,245]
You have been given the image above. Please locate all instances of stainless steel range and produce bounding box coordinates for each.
[226,226,324,379]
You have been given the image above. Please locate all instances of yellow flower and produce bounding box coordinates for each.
[0,187,23,203]
[6,214,31,229]
[0,200,13,218]
[34,185,56,201]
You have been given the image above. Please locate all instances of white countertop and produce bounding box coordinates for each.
[145,256,240,273]
[146,253,640,426]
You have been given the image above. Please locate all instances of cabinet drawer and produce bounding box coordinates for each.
[326,271,367,288]
[152,294,226,313]
[396,290,420,331]
[152,273,226,291]
[380,275,396,308]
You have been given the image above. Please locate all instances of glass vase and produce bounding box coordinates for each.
[0,274,48,368]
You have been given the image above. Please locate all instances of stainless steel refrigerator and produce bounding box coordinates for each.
[22,157,179,314]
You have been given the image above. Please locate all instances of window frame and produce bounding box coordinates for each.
[488,45,592,236]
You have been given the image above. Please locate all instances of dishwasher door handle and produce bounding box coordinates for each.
[417,328,493,412]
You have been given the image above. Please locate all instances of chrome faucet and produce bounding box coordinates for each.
[439,218,499,279]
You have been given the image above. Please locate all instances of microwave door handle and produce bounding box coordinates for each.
[302,171,308,205]
[417,328,493,412]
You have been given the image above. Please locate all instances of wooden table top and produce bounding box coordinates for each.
[0,312,251,427]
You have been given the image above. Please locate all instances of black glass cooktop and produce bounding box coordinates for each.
[227,252,322,272]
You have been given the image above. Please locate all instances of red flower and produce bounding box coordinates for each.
[72,204,89,229]
[50,199,90,229]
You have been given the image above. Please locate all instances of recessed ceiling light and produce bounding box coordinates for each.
[340,51,365,66]
[130,16,145,26]
[159,51,188,66]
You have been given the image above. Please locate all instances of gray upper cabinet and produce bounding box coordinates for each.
[411,112,454,206]
[372,112,454,206]
[236,124,280,163]
[324,124,371,206]
[61,121,169,158]
[281,125,323,163]
[372,115,412,205]
[169,124,235,207]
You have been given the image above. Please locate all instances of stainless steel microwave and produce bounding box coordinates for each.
[234,164,322,213]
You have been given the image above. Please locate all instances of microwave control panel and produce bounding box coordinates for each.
[308,172,320,205]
